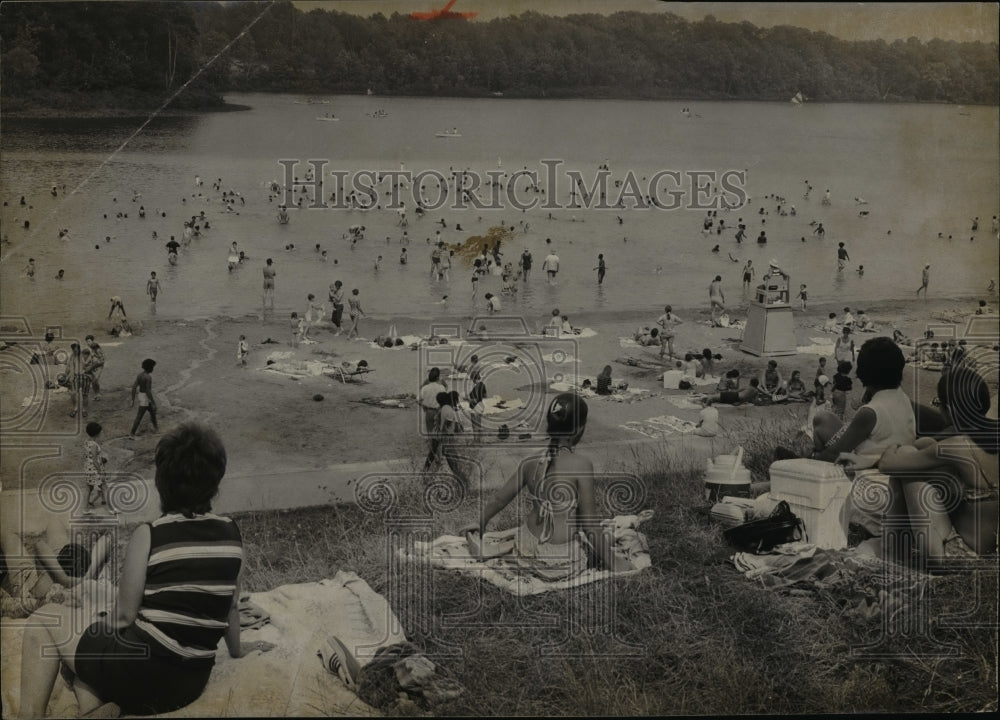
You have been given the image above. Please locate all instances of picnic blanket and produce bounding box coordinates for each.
[399,513,653,596]
[730,543,931,620]
[621,414,697,438]
[1,572,403,717]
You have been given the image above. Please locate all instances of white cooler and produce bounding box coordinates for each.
[768,459,853,549]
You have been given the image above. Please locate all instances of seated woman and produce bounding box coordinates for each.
[841,365,998,559]
[759,360,787,398]
[802,337,916,463]
[855,310,875,332]
[786,369,808,401]
[18,424,273,718]
[595,366,614,395]
[716,368,740,392]
[459,394,617,579]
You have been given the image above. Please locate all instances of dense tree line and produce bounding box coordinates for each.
[2,1,997,109]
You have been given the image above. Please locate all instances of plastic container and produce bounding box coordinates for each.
[704,450,752,502]
[768,459,853,549]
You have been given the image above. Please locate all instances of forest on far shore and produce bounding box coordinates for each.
[2,1,997,111]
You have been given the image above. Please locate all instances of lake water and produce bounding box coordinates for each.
[2,95,997,330]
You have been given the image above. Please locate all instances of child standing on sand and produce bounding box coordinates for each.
[237,335,248,368]
[290,312,303,347]
[83,422,110,513]
[814,357,828,393]
[831,361,853,419]
[798,284,807,310]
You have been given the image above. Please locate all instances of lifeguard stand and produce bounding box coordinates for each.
[740,269,796,356]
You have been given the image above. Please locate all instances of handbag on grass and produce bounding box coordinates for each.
[723,500,804,553]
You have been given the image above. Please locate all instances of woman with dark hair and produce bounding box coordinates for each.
[842,366,998,558]
[459,393,617,577]
[595,366,614,395]
[808,336,915,462]
[18,424,273,718]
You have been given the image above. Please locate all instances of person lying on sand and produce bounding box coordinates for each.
[632,326,661,347]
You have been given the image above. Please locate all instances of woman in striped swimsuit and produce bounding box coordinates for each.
[18,424,272,718]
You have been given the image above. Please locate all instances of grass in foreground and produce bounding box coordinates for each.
[229,422,997,715]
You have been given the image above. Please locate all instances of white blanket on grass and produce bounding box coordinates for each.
[1,572,401,718]
[621,414,697,438]
[400,514,652,596]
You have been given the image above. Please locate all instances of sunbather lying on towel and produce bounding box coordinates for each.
[632,326,661,347]
[459,393,621,579]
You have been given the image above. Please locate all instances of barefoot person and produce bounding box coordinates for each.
[346,288,365,339]
[916,263,930,297]
[146,272,161,304]
[656,305,682,360]
[709,275,725,327]
[17,423,273,718]
[459,393,618,576]
[262,258,276,308]
[129,358,159,438]
[329,281,345,335]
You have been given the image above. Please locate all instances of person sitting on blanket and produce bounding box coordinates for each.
[633,326,660,347]
[596,366,614,395]
[702,378,764,405]
[786,369,809,401]
[459,393,618,578]
[17,423,275,718]
[822,312,839,333]
[855,310,875,332]
[759,360,787,398]
[716,368,740,392]
[839,365,998,561]
[692,397,720,437]
[683,353,703,378]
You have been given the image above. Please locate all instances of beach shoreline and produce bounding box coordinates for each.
[3,290,993,497]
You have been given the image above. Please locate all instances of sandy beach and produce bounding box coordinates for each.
[4,291,993,500]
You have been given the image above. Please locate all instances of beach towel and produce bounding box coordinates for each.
[796,344,837,356]
[621,415,696,438]
[1,571,402,718]
[615,355,662,370]
[619,337,642,348]
[399,514,653,596]
[265,359,342,378]
[730,543,931,620]
[666,395,706,411]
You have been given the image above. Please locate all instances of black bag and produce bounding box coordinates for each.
[723,500,804,553]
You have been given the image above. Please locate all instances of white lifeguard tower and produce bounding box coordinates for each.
[740,263,796,356]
